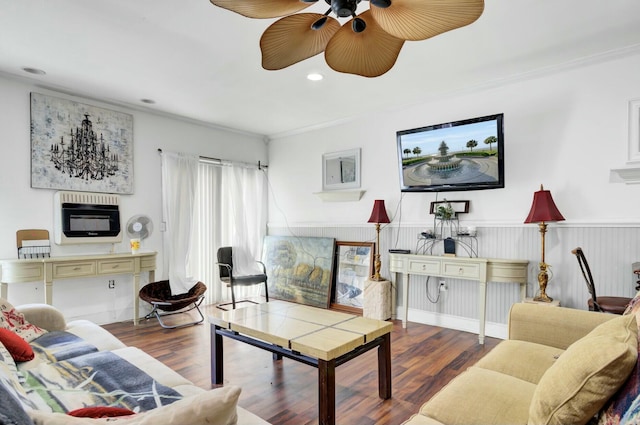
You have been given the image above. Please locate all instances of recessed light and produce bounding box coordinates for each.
[307,73,323,81]
[22,67,46,75]
[140,98,156,104]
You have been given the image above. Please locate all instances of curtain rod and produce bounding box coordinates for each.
[157,148,267,170]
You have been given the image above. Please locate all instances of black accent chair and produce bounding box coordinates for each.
[139,280,206,328]
[217,246,268,309]
[571,247,632,314]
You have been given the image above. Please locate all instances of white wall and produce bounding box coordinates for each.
[268,53,640,225]
[266,52,640,338]
[0,76,267,323]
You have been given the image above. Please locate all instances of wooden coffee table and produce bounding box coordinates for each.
[209,300,393,425]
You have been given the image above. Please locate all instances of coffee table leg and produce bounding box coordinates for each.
[211,324,224,385]
[378,333,392,399]
[318,358,336,425]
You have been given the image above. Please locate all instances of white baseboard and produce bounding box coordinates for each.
[398,307,508,340]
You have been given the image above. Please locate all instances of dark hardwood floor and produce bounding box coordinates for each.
[103,304,499,425]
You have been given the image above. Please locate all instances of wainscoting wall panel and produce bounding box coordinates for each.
[268,223,640,339]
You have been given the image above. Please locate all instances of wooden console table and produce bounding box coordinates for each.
[0,252,156,325]
[389,253,528,344]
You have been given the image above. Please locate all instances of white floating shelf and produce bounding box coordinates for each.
[610,165,640,184]
[314,190,366,202]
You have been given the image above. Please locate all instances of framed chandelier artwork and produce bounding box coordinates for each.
[30,92,134,194]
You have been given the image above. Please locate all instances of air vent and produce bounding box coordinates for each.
[56,191,119,206]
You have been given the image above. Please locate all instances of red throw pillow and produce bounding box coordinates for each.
[0,328,34,361]
[67,407,136,418]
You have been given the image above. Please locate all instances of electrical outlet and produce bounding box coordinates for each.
[108,280,115,289]
[439,281,447,292]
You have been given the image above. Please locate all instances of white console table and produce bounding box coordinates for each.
[0,252,156,325]
[389,253,528,344]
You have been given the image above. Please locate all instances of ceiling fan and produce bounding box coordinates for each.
[209,0,484,77]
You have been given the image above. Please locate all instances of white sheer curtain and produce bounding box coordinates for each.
[223,165,268,275]
[189,161,268,305]
[161,151,199,295]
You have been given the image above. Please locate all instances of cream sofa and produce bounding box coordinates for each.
[0,302,269,425]
[403,302,639,425]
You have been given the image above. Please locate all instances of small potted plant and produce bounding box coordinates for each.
[435,200,455,220]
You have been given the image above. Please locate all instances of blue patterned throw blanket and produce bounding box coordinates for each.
[24,331,182,413]
[31,331,99,362]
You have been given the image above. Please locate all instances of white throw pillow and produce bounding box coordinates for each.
[28,385,241,425]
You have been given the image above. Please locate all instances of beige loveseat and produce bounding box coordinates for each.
[0,301,269,425]
[403,302,639,425]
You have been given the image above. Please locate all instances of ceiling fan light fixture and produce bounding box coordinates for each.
[312,16,328,30]
[369,0,391,8]
[352,17,366,33]
[331,0,359,18]
[210,0,485,77]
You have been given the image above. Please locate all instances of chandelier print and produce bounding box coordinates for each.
[30,92,133,194]
[50,114,120,181]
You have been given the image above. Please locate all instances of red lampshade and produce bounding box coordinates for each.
[524,185,565,223]
[368,200,391,224]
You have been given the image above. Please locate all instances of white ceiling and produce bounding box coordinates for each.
[1,1,640,138]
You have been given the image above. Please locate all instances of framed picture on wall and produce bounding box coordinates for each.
[30,92,134,194]
[429,200,470,215]
[322,148,361,190]
[331,241,374,313]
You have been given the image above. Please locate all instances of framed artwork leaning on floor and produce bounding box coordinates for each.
[262,235,336,308]
[331,241,374,313]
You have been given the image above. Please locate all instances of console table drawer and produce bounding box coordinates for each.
[1,263,44,283]
[98,259,135,274]
[487,263,528,282]
[53,261,96,278]
[442,261,481,279]
[140,256,156,270]
[408,260,441,274]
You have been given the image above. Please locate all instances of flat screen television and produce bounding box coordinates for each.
[397,113,504,192]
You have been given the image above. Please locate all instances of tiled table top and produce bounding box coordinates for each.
[209,300,393,361]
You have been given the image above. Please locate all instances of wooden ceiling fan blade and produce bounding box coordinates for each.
[370,0,484,41]
[260,14,340,70]
[209,0,313,19]
[325,10,404,78]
